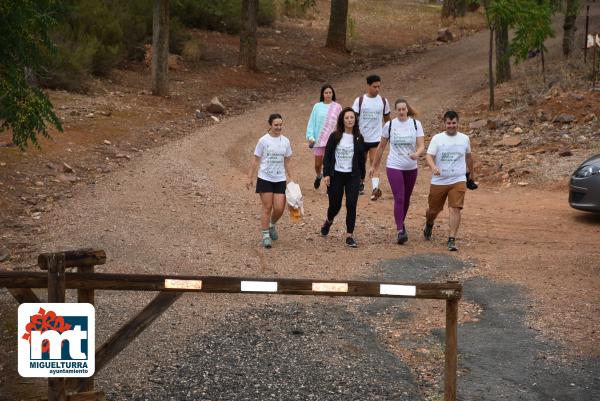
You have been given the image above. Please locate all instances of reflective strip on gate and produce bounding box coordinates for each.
[379,284,416,297]
[241,281,278,292]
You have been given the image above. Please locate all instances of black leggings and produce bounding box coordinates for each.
[327,172,360,234]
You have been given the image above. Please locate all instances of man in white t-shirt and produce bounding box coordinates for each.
[352,74,390,200]
[424,110,475,251]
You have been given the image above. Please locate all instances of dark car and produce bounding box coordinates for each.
[569,154,600,213]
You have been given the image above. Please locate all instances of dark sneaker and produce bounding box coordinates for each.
[359,182,365,195]
[262,237,272,248]
[314,176,322,189]
[447,237,458,251]
[321,219,333,236]
[397,229,408,245]
[269,225,278,241]
[345,236,358,248]
[370,187,382,201]
[423,223,433,240]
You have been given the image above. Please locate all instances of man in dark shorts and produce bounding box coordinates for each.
[424,110,474,251]
[352,74,391,200]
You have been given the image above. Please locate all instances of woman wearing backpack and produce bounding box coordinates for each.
[305,84,342,189]
[247,113,294,248]
[370,98,425,244]
[320,107,366,248]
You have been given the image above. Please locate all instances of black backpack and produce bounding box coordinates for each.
[357,94,389,116]
[388,118,418,137]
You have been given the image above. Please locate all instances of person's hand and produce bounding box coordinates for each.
[246,177,253,190]
[308,139,315,149]
[368,168,375,178]
[409,152,419,160]
[432,166,441,175]
[466,172,478,190]
[323,176,330,187]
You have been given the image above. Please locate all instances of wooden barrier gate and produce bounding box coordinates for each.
[1,249,462,401]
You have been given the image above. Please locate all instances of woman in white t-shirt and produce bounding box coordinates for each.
[370,99,425,244]
[320,107,366,248]
[247,113,294,248]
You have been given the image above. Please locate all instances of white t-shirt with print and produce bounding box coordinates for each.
[334,133,354,173]
[427,132,471,185]
[254,133,292,182]
[352,95,390,143]
[382,117,424,170]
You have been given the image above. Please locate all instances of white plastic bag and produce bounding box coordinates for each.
[285,181,304,221]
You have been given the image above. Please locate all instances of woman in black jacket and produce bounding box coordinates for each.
[320,107,366,247]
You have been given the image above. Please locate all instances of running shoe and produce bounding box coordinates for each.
[314,176,322,189]
[359,182,365,195]
[371,187,382,201]
[269,225,278,241]
[423,223,433,240]
[320,219,332,236]
[447,237,458,251]
[345,236,358,248]
[262,237,272,248]
[397,229,408,245]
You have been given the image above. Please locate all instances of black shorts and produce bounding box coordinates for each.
[256,178,286,194]
[363,141,380,151]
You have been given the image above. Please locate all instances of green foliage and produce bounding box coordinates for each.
[511,1,554,63]
[182,39,202,65]
[119,0,153,61]
[0,0,63,149]
[172,0,277,34]
[280,0,316,18]
[347,16,359,47]
[486,0,554,63]
[258,0,277,25]
[34,0,287,91]
[170,17,191,55]
[41,1,192,90]
[42,0,148,90]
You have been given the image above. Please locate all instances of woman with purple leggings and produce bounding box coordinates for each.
[370,98,425,244]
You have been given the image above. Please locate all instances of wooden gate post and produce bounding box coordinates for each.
[38,249,107,400]
[41,252,67,401]
[444,287,459,401]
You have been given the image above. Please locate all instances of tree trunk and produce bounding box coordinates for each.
[442,0,467,18]
[489,27,495,111]
[495,21,511,84]
[541,45,546,84]
[151,0,169,96]
[456,0,467,17]
[239,0,259,70]
[326,0,348,51]
[442,0,456,18]
[562,0,579,57]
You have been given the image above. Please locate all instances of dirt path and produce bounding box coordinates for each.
[1,10,599,401]
[35,10,599,347]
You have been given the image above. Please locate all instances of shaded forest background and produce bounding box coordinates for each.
[42,0,307,91]
[1,0,595,150]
